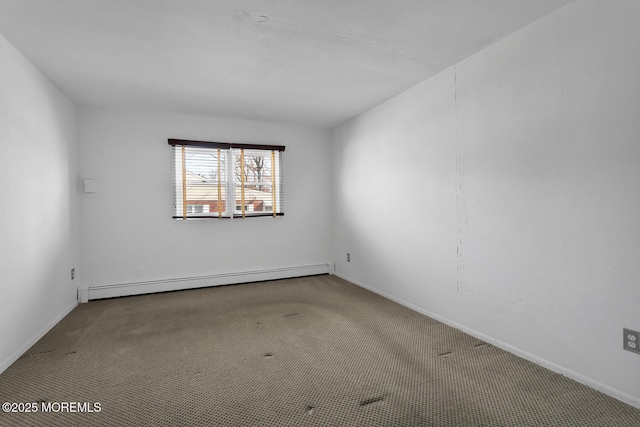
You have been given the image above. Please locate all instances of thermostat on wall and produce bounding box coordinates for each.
[83,178,100,193]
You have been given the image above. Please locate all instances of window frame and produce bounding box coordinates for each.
[168,139,285,220]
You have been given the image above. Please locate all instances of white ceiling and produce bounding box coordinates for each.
[0,0,573,128]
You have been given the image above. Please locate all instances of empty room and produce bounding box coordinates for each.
[1,0,640,425]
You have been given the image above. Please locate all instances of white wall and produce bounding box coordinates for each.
[332,0,640,407]
[0,33,79,372]
[79,108,332,296]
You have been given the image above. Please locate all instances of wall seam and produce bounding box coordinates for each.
[455,66,462,293]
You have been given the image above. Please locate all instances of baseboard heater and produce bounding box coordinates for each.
[78,263,334,302]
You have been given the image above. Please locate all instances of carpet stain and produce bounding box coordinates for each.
[360,395,386,406]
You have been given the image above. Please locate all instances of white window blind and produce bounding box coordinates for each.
[169,139,284,219]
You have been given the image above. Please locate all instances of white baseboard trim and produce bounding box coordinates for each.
[335,272,640,410]
[0,300,78,375]
[81,263,335,301]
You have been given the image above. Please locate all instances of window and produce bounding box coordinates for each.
[186,205,208,214]
[169,139,284,219]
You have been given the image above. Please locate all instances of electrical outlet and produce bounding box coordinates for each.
[623,328,640,354]
[347,253,350,262]
[71,268,75,280]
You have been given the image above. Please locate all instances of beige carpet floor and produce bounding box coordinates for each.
[1,274,639,426]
